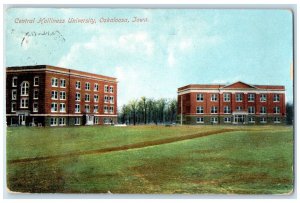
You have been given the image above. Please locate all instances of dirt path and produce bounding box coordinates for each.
[8,128,238,165]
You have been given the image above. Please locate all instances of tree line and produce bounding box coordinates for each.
[118,97,177,125]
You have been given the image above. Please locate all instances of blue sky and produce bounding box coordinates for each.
[5,8,293,106]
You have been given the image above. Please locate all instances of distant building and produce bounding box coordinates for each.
[6,65,118,127]
[177,81,286,125]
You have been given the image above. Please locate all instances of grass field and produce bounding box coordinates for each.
[6,125,293,194]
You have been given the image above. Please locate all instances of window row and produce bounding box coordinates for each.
[52,91,66,100]
[196,106,281,114]
[50,117,66,126]
[196,117,281,124]
[51,103,67,112]
[51,78,66,88]
[196,93,281,102]
[74,104,114,114]
[12,77,39,87]
[74,81,114,93]
[50,117,105,126]
[75,93,114,103]
[11,101,38,112]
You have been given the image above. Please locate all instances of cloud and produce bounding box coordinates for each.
[57,31,154,68]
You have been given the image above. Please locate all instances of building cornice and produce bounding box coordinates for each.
[6,66,118,83]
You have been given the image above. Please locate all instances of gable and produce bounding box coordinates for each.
[222,81,257,89]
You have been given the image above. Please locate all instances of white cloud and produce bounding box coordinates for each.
[167,50,175,67]
[179,39,192,50]
[57,31,154,68]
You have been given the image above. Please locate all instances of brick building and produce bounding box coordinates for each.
[177,81,286,125]
[6,65,118,127]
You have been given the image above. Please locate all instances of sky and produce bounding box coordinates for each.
[5,8,293,106]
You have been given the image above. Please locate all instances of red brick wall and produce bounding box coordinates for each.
[6,71,46,114]
[179,91,286,116]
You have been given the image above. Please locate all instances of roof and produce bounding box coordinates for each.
[6,65,117,82]
[178,81,285,91]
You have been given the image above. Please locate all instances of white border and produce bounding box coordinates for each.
[1,2,298,202]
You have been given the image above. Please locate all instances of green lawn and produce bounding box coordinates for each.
[6,125,293,194]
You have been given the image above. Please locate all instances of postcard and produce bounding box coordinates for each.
[5,7,294,195]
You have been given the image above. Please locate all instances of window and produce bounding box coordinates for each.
[196,94,204,102]
[224,106,231,114]
[260,94,267,102]
[196,106,204,114]
[110,96,114,104]
[248,106,255,114]
[104,118,110,124]
[248,117,255,123]
[20,98,29,108]
[94,95,99,102]
[224,117,231,123]
[75,92,81,101]
[211,94,218,101]
[33,89,39,99]
[85,94,90,102]
[109,106,114,114]
[260,117,267,123]
[34,76,39,86]
[274,94,280,102]
[104,105,108,113]
[51,103,58,112]
[104,95,109,103]
[51,91,58,100]
[94,105,99,113]
[196,117,204,123]
[211,117,218,123]
[74,117,80,125]
[12,90,17,100]
[94,117,99,124]
[59,118,66,126]
[51,78,58,87]
[85,104,90,113]
[274,106,280,114]
[50,118,58,126]
[223,93,230,102]
[104,85,109,93]
[11,102,16,112]
[12,77,17,87]
[60,103,66,112]
[248,93,255,102]
[236,93,243,102]
[75,104,81,113]
[76,81,81,89]
[85,82,90,90]
[211,106,218,114]
[60,91,66,100]
[94,83,99,91]
[109,86,114,93]
[21,81,29,96]
[274,117,281,123]
[260,106,266,114]
[60,79,66,88]
[33,102,38,112]
[236,106,242,111]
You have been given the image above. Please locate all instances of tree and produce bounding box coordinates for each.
[129,99,138,125]
[286,102,294,125]
[118,97,178,125]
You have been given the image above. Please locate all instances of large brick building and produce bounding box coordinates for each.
[177,81,286,125]
[6,65,118,127]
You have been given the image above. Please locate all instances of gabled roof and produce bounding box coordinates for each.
[178,81,285,91]
[221,81,257,89]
